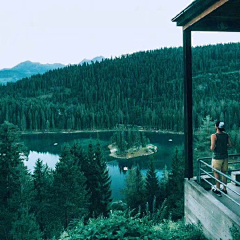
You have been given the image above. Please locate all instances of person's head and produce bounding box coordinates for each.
[215,121,225,132]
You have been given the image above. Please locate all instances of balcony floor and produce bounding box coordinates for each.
[209,183,240,217]
[185,179,240,240]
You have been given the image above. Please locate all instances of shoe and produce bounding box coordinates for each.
[212,188,222,197]
[221,188,227,194]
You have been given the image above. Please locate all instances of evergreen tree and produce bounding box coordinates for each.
[95,142,112,216]
[127,129,133,148]
[132,131,141,149]
[145,156,161,212]
[83,142,101,217]
[32,159,54,238]
[0,121,31,240]
[158,165,169,204]
[70,141,86,167]
[194,115,215,156]
[123,165,145,212]
[165,148,184,220]
[193,115,215,175]
[140,132,148,147]
[53,144,89,229]
[10,207,43,240]
[119,131,127,153]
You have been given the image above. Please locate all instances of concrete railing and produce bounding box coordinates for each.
[184,179,240,240]
[197,154,240,207]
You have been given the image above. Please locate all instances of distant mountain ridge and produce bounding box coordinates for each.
[0,61,65,84]
[79,56,105,65]
[0,57,106,84]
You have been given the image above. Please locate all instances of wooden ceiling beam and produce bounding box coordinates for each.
[188,19,240,32]
[208,16,240,21]
[190,27,240,32]
[183,0,229,30]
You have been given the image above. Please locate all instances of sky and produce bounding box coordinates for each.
[1,0,239,69]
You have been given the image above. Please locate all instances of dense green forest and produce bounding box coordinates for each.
[0,121,209,240]
[1,43,240,239]
[0,122,112,239]
[0,43,240,132]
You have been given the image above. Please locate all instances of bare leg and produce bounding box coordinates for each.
[213,171,220,189]
[222,171,227,190]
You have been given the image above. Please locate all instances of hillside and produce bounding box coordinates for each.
[0,57,106,84]
[0,43,239,132]
[0,61,65,84]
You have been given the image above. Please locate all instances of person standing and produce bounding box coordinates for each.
[210,121,232,196]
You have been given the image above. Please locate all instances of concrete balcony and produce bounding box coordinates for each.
[185,179,240,240]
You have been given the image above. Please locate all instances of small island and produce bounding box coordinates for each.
[108,129,157,159]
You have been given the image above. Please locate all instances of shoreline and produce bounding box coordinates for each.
[20,129,183,135]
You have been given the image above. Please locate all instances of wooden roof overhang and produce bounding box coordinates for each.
[172,0,240,179]
[172,0,240,32]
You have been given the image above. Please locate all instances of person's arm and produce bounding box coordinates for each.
[210,134,216,151]
[228,134,232,148]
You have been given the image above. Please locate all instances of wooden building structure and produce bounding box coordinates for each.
[172,0,240,179]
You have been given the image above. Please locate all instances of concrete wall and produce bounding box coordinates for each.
[184,179,240,240]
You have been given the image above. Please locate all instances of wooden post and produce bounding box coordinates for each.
[183,29,193,179]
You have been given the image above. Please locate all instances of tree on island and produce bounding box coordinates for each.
[110,129,150,155]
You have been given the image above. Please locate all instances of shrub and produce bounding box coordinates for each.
[153,220,206,240]
[61,211,206,240]
[230,224,240,240]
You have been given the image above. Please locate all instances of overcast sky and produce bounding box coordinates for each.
[1,0,239,69]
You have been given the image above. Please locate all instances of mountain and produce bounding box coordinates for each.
[0,57,106,84]
[0,43,240,133]
[0,61,65,84]
[79,56,105,65]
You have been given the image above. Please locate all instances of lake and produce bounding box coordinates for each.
[22,131,184,200]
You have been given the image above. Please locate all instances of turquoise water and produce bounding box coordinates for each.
[22,131,184,200]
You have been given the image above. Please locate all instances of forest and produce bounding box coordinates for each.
[0,43,239,134]
[1,42,240,239]
[0,121,208,240]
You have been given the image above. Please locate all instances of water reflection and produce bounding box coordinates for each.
[22,131,184,200]
[25,151,59,171]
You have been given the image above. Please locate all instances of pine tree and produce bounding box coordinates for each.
[70,140,86,167]
[194,115,215,174]
[165,148,184,220]
[145,156,161,212]
[127,129,133,148]
[10,207,43,240]
[32,159,54,238]
[95,142,112,216]
[194,115,215,155]
[53,143,89,229]
[123,165,145,212]
[0,121,30,240]
[83,142,101,216]
[158,165,169,204]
